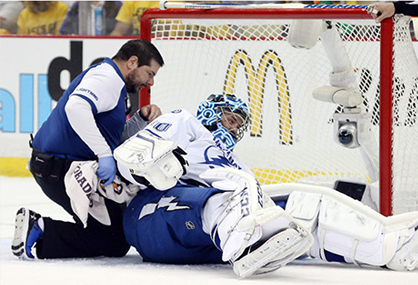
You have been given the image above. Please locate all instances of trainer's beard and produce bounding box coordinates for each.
[126,83,139,93]
[125,74,145,93]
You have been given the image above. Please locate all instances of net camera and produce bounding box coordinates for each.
[337,121,359,148]
[333,110,371,149]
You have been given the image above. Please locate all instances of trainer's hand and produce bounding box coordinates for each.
[140,104,162,122]
[369,2,395,23]
[97,156,116,187]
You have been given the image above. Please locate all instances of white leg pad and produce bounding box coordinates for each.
[318,195,385,265]
[215,197,291,262]
[318,198,418,266]
[263,183,418,268]
[200,169,282,261]
[200,168,314,277]
[233,223,313,279]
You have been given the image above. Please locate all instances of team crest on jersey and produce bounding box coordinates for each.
[153,123,172,132]
[201,144,241,170]
[138,196,190,220]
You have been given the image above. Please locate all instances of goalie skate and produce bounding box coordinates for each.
[11,207,43,259]
[386,225,418,271]
[232,223,313,279]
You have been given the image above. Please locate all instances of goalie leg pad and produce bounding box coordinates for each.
[318,199,418,268]
[200,168,280,262]
[200,169,313,278]
[233,224,313,279]
[317,195,386,265]
[264,183,418,268]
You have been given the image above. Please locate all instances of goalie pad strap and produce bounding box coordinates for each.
[285,191,321,233]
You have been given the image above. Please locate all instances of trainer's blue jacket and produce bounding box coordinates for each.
[32,58,127,160]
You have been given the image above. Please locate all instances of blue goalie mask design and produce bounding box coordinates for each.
[196,94,250,151]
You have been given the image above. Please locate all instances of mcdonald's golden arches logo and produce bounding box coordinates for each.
[223,49,293,144]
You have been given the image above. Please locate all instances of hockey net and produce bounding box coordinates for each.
[140,5,418,216]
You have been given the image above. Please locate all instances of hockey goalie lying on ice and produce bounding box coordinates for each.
[14,94,418,279]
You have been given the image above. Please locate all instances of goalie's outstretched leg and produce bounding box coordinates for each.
[265,183,418,271]
[200,169,313,278]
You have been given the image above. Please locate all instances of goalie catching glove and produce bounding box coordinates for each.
[114,130,188,190]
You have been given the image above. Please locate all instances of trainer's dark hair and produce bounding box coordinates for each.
[112,39,164,67]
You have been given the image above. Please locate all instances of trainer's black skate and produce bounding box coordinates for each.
[11,207,43,259]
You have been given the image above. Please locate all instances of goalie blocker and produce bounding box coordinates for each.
[114,130,188,190]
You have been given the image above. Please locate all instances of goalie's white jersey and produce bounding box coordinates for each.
[125,108,252,187]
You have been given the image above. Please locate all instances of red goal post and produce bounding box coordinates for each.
[139,6,417,216]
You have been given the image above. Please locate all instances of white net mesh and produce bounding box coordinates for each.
[391,16,418,213]
[144,12,418,214]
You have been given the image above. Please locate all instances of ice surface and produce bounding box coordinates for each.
[1,176,417,285]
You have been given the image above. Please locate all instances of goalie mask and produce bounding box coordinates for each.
[197,94,250,151]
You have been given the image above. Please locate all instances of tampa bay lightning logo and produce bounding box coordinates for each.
[200,142,241,169]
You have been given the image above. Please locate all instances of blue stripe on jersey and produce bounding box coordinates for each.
[144,129,163,138]
[75,94,98,115]
[32,58,127,160]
